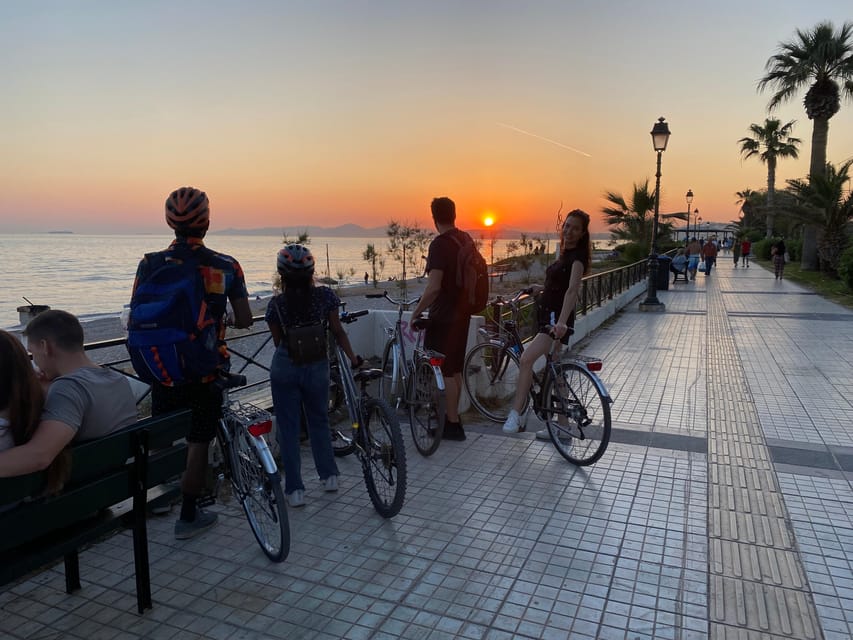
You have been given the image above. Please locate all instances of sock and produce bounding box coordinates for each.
[180,494,198,522]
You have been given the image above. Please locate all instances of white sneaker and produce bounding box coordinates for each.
[323,475,339,492]
[535,428,550,441]
[286,490,305,507]
[502,410,523,434]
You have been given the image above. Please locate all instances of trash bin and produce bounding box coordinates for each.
[17,304,50,326]
[656,256,671,291]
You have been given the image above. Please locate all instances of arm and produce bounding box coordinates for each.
[229,295,253,329]
[328,311,360,368]
[410,268,443,319]
[267,320,284,348]
[0,420,75,477]
[554,261,585,339]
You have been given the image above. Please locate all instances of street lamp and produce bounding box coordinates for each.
[685,189,693,241]
[640,117,671,312]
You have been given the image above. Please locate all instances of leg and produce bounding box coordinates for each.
[270,348,305,494]
[512,333,553,413]
[444,373,462,423]
[302,360,338,482]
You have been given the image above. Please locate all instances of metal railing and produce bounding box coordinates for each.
[86,258,649,404]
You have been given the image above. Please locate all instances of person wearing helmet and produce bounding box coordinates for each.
[265,244,360,508]
[131,186,253,540]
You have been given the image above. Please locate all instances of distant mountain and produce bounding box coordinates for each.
[212,224,387,237]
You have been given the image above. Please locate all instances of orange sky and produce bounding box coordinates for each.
[1,3,851,236]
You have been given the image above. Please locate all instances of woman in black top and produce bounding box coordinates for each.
[502,209,592,433]
[771,238,787,280]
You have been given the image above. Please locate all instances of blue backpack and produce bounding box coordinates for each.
[126,253,219,385]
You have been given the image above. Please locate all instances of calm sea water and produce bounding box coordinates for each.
[0,233,521,329]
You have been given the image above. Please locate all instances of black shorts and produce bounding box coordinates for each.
[152,381,222,443]
[537,305,574,345]
[424,316,470,376]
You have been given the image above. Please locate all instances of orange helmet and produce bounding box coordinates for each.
[165,187,210,232]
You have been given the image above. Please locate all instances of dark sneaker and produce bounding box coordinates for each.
[442,421,466,441]
[174,509,218,540]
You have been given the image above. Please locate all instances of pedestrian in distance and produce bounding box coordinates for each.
[502,209,591,436]
[410,197,474,441]
[686,237,701,280]
[702,238,718,276]
[131,187,253,540]
[771,238,787,280]
[732,238,741,267]
[741,238,752,268]
[266,244,360,508]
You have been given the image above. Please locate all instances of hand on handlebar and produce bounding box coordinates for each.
[351,355,364,369]
[411,315,428,331]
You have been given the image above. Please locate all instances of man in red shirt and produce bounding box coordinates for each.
[702,238,719,276]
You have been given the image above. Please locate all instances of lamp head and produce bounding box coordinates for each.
[651,117,671,152]
[686,189,693,205]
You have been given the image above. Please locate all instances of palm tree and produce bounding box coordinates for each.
[737,119,800,237]
[734,188,765,232]
[785,160,853,274]
[602,181,658,251]
[758,20,853,269]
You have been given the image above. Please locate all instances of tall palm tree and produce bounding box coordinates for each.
[602,181,657,251]
[785,159,853,274]
[758,20,853,269]
[737,118,800,237]
[734,188,765,232]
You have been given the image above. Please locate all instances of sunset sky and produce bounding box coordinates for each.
[1,1,851,236]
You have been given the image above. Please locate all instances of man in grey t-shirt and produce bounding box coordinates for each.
[0,310,137,478]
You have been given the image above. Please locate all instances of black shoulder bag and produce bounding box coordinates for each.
[272,298,328,365]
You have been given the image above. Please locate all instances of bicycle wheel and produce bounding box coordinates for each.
[360,398,407,518]
[408,359,445,456]
[463,342,528,422]
[380,341,403,410]
[543,363,611,466]
[331,424,356,457]
[230,426,291,562]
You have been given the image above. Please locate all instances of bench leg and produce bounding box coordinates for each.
[133,431,153,614]
[64,551,81,594]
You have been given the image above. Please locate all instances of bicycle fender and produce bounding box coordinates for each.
[569,363,613,405]
[431,365,446,392]
[249,435,279,474]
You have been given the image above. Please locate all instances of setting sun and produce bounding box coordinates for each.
[483,215,495,227]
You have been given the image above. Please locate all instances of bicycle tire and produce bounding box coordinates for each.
[230,426,291,562]
[543,363,611,466]
[360,398,407,518]
[408,358,445,456]
[379,341,403,410]
[463,342,528,422]
[331,425,356,457]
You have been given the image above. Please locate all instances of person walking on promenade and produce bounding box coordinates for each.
[410,197,472,441]
[502,209,591,435]
[266,244,360,508]
[741,238,752,268]
[686,237,701,280]
[0,311,136,491]
[732,238,742,267]
[132,187,253,540]
[702,237,718,276]
[772,238,787,280]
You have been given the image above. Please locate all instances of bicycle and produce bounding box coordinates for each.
[464,292,613,465]
[366,291,447,456]
[333,308,407,517]
[201,372,290,562]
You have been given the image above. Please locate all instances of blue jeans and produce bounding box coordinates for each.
[270,346,338,494]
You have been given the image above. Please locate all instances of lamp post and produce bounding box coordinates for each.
[640,117,671,312]
[685,189,693,242]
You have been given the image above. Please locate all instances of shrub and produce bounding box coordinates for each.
[839,245,853,290]
[616,243,648,264]
[752,238,774,260]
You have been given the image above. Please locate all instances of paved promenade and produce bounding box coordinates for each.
[3,257,853,639]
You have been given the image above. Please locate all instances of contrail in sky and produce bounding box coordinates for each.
[497,122,592,158]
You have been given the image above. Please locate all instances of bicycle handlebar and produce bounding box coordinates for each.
[365,290,421,308]
[489,287,535,308]
[213,371,248,391]
[340,309,369,324]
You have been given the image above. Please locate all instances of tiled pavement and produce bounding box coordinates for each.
[3,257,853,639]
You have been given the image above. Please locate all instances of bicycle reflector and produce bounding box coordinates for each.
[586,360,603,372]
[248,419,273,437]
[429,355,445,367]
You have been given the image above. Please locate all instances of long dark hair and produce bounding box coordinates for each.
[561,209,592,274]
[0,330,43,446]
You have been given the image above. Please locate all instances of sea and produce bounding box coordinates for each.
[0,233,522,329]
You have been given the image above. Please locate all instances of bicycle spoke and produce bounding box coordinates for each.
[360,398,406,518]
[408,360,444,456]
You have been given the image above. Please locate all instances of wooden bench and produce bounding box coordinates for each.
[489,264,513,282]
[0,410,192,614]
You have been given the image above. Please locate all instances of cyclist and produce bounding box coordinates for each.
[502,209,592,436]
[266,244,360,508]
[410,196,472,441]
[133,187,253,540]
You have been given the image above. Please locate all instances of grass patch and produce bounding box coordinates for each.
[759,259,853,310]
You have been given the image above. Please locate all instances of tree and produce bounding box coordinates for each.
[785,159,853,274]
[737,118,801,237]
[362,243,384,288]
[758,20,853,269]
[734,189,766,232]
[602,180,657,251]
[386,221,432,297]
